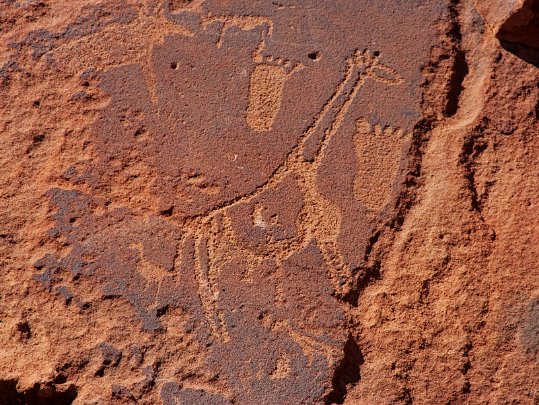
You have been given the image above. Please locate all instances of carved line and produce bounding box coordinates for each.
[274,259,285,307]
[192,231,228,340]
[272,320,339,366]
[183,50,405,344]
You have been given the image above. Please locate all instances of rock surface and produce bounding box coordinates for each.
[475,0,539,50]
[0,1,537,404]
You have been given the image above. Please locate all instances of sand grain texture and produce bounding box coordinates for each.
[0,0,538,404]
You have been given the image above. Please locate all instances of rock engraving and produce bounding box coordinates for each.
[28,0,442,402]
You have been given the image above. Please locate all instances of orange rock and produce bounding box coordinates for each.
[475,0,539,49]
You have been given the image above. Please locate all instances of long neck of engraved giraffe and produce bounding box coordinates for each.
[310,67,369,167]
[313,67,374,168]
[297,59,364,163]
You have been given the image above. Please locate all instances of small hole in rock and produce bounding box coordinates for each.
[134,127,146,138]
[308,52,320,61]
[33,100,41,107]
[156,305,169,317]
[53,374,67,384]
[160,207,174,217]
[373,51,380,57]
[170,62,178,70]
[33,134,45,143]
[17,321,32,339]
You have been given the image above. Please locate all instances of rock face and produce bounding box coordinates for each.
[0,1,537,404]
[475,0,539,50]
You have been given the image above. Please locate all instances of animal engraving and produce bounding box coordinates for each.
[179,49,405,341]
[28,2,421,402]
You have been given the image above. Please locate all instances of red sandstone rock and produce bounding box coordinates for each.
[0,1,538,404]
[475,0,539,49]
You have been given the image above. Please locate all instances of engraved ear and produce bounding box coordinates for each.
[368,64,404,86]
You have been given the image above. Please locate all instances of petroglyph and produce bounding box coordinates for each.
[26,1,445,402]
[37,42,405,346]
[130,242,172,279]
[37,2,301,125]
[247,63,300,132]
[48,4,194,105]
[201,15,303,132]
[354,119,412,212]
[270,352,291,379]
[174,50,405,342]
[202,15,274,57]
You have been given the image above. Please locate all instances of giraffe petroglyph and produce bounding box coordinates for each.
[174,48,405,341]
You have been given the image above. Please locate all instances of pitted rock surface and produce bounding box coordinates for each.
[1,1,538,404]
[30,1,443,402]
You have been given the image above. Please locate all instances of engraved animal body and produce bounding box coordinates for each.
[177,49,405,341]
[30,2,414,401]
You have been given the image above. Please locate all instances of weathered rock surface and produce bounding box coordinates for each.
[475,0,539,49]
[0,1,537,404]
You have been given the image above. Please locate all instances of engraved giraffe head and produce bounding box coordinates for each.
[354,49,404,86]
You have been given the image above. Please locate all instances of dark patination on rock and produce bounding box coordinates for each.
[33,1,446,403]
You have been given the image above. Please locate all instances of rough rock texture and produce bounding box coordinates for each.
[475,0,539,50]
[0,1,538,404]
